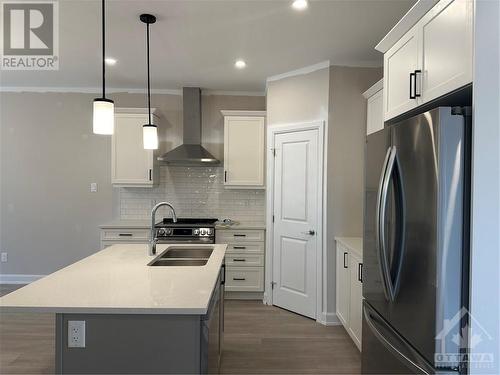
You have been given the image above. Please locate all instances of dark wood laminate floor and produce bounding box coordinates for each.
[0,285,361,374]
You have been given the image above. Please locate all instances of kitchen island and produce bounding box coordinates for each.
[0,243,227,374]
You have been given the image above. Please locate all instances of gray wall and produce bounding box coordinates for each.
[0,91,264,275]
[266,67,330,125]
[265,65,381,318]
[326,66,382,313]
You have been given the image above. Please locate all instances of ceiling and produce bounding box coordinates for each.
[1,0,416,93]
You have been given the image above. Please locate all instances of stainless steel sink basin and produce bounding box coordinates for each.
[148,246,214,266]
[160,247,213,259]
[149,259,208,267]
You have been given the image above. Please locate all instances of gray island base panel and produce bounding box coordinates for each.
[56,272,222,374]
[56,314,201,374]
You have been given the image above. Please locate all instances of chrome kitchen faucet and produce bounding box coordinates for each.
[149,202,177,256]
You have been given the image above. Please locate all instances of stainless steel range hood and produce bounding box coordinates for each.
[158,87,220,165]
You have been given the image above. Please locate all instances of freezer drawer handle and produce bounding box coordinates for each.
[363,304,432,374]
[343,252,348,268]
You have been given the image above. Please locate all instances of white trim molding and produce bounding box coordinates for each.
[362,78,383,99]
[220,110,266,117]
[265,120,329,325]
[266,61,330,84]
[0,86,266,97]
[0,274,45,285]
[318,312,342,326]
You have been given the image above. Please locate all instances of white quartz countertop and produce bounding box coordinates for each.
[99,220,150,229]
[99,220,266,230]
[215,222,266,230]
[0,243,226,315]
[335,237,363,257]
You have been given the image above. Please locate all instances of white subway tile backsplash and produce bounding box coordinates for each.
[119,166,265,222]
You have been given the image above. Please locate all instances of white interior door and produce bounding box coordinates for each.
[272,129,319,319]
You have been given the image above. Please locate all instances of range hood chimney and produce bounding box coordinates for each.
[158,87,220,165]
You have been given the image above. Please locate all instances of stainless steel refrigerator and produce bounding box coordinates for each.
[362,107,471,374]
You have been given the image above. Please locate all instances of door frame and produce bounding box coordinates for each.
[264,120,327,324]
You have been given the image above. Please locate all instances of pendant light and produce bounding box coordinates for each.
[93,0,114,135]
[140,14,158,150]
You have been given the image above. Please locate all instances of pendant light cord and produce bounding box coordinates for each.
[146,21,152,125]
[102,0,106,98]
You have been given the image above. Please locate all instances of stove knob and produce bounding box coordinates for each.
[194,229,200,235]
[201,229,206,236]
[157,228,166,236]
[165,228,172,235]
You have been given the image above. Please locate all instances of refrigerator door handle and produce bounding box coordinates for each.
[379,146,399,301]
[381,146,406,301]
[363,304,437,374]
[376,147,393,301]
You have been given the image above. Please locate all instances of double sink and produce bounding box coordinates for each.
[148,247,214,267]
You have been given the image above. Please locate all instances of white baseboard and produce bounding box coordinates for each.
[317,311,342,326]
[224,291,264,300]
[0,274,45,284]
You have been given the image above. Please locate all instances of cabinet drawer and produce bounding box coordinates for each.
[216,230,264,243]
[101,229,150,241]
[225,253,264,267]
[225,267,264,292]
[225,243,264,254]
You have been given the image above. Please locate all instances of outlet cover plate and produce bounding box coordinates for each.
[68,320,86,348]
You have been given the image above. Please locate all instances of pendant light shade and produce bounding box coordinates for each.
[93,98,114,135]
[93,0,114,135]
[143,124,158,149]
[140,13,158,150]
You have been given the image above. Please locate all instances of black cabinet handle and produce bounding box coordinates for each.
[343,252,348,268]
[224,170,227,182]
[149,169,152,181]
[414,70,421,97]
[358,263,363,283]
[233,277,246,281]
[233,259,246,262]
[409,72,416,99]
[221,264,226,285]
[234,234,246,237]
[233,246,246,250]
[119,233,133,237]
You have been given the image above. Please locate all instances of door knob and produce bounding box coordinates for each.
[302,230,316,235]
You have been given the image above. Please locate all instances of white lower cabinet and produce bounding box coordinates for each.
[348,251,363,350]
[100,226,150,249]
[216,229,265,294]
[335,238,363,351]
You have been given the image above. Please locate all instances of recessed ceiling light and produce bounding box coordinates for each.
[292,0,308,10]
[235,60,247,69]
[105,57,117,66]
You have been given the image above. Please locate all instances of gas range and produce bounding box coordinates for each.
[154,218,218,244]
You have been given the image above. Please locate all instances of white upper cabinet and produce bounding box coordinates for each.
[112,108,162,187]
[382,0,473,121]
[363,79,384,135]
[222,111,266,189]
[384,25,421,120]
[419,0,473,104]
